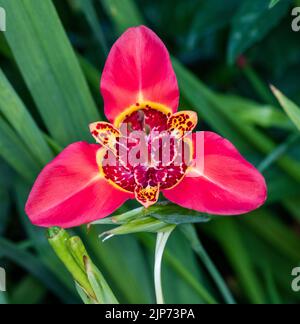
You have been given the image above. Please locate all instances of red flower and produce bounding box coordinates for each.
[25,26,267,228]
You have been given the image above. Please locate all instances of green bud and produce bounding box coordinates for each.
[47,227,96,301]
[68,236,89,272]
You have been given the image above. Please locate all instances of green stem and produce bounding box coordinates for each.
[139,234,218,304]
[154,228,174,304]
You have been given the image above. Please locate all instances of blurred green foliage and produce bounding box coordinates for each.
[0,0,300,304]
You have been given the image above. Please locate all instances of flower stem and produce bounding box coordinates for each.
[154,227,175,304]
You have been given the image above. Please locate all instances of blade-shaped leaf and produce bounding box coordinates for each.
[0,188,9,236]
[180,224,236,304]
[75,0,108,56]
[0,69,53,166]
[243,210,300,263]
[269,0,281,8]
[0,161,11,236]
[0,0,100,145]
[0,118,40,181]
[271,86,300,131]
[94,202,211,226]
[207,219,266,304]
[150,204,211,225]
[11,276,46,305]
[258,134,300,172]
[100,0,143,33]
[0,237,77,303]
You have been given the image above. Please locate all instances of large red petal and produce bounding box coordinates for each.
[163,132,267,215]
[25,142,132,228]
[101,26,179,123]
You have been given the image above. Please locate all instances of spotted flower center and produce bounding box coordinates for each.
[90,102,197,207]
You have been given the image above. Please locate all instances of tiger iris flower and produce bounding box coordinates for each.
[25,26,267,228]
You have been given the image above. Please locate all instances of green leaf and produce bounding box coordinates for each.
[264,267,282,304]
[0,187,9,235]
[239,62,279,106]
[258,134,300,172]
[0,237,77,303]
[85,256,119,304]
[0,118,40,181]
[0,0,100,145]
[149,203,211,225]
[243,210,300,263]
[227,0,290,64]
[269,0,281,8]
[236,107,292,130]
[95,202,211,226]
[0,162,11,235]
[11,276,46,304]
[189,0,239,38]
[271,86,300,131]
[99,217,174,239]
[242,226,300,302]
[207,219,266,304]
[267,172,300,204]
[100,0,144,33]
[162,229,215,304]
[0,69,53,166]
[75,0,108,55]
[180,224,236,304]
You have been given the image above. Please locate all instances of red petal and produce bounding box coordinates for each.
[101,26,179,123]
[25,142,132,228]
[163,132,267,215]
